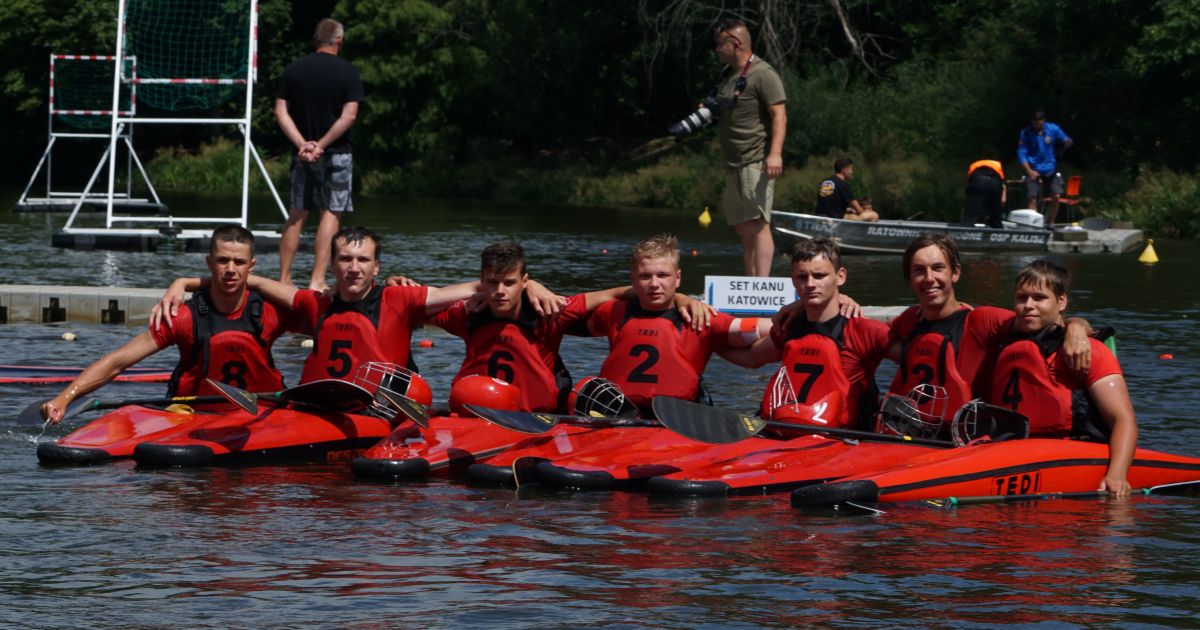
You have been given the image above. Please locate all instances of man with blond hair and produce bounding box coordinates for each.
[276,18,365,292]
[584,234,770,414]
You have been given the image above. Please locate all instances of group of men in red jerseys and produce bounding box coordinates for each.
[42,224,1137,496]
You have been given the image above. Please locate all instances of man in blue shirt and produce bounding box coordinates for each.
[1018,109,1073,226]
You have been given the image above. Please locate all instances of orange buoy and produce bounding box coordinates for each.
[418,339,434,348]
[1160,353,1174,360]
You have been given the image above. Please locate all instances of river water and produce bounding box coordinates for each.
[2,193,1199,627]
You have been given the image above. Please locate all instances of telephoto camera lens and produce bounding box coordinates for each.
[667,97,721,138]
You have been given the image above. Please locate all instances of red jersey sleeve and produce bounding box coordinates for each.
[588,299,617,337]
[967,305,1016,347]
[291,289,326,335]
[1084,339,1123,385]
[707,312,736,350]
[542,293,589,338]
[846,317,892,371]
[150,303,193,350]
[384,285,430,326]
[431,300,470,339]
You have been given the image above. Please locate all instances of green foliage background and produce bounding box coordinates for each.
[2,0,1198,236]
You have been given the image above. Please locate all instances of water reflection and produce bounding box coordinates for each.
[3,194,1200,626]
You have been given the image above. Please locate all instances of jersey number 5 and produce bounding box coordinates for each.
[327,339,353,378]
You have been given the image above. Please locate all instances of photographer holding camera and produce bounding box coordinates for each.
[704,18,787,277]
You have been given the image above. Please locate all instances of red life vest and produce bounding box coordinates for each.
[991,326,1114,440]
[302,285,419,383]
[599,302,708,410]
[168,290,283,397]
[891,309,973,417]
[760,315,855,428]
[456,297,573,412]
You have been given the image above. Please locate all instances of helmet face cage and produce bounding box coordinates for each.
[876,384,949,439]
[766,365,799,419]
[950,399,1031,447]
[951,399,985,447]
[572,377,633,418]
[353,362,416,421]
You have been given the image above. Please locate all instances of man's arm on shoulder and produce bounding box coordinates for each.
[40,332,163,424]
[247,275,301,311]
[424,281,478,317]
[718,333,780,368]
[724,316,772,349]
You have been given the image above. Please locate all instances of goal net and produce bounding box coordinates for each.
[51,55,135,130]
[122,0,253,111]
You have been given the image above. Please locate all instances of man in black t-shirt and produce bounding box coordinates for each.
[276,18,366,292]
[815,157,878,222]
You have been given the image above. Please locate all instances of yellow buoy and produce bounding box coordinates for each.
[698,206,713,227]
[1138,239,1159,264]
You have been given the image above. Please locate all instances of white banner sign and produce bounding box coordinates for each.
[704,275,797,314]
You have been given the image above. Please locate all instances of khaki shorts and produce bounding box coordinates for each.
[722,163,774,225]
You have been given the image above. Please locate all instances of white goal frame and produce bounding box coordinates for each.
[61,0,287,237]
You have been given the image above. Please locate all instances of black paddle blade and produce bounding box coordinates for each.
[206,379,259,415]
[651,396,767,444]
[379,391,429,428]
[17,400,50,426]
[277,379,374,414]
[17,397,96,426]
[465,405,560,434]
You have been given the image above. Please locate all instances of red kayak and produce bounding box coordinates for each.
[490,426,759,491]
[467,425,665,486]
[349,416,587,479]
[2,364,170,385]
[36,404,229,465]
[647,435,940,496]
[133,407,390,467]
[791,438,1200,507]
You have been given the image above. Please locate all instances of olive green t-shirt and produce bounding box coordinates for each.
[715,57,787,168]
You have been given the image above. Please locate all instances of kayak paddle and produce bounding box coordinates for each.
[378,390,430,428]
[464,405,657,434]
[924,479,1200,509]
[17,394,228,426]
[206,378,375,415]
[651,397,1030,448]
[650,396,955,447]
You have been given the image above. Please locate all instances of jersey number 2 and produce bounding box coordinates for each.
[627,345,659,383]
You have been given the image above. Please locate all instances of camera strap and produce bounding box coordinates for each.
[732,55,754,103]
[708,55,755,105]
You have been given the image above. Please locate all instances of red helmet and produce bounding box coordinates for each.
[770,390,845,427]
[353,362,433,420]
[568,376,636,418]
[450,375,522,417]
